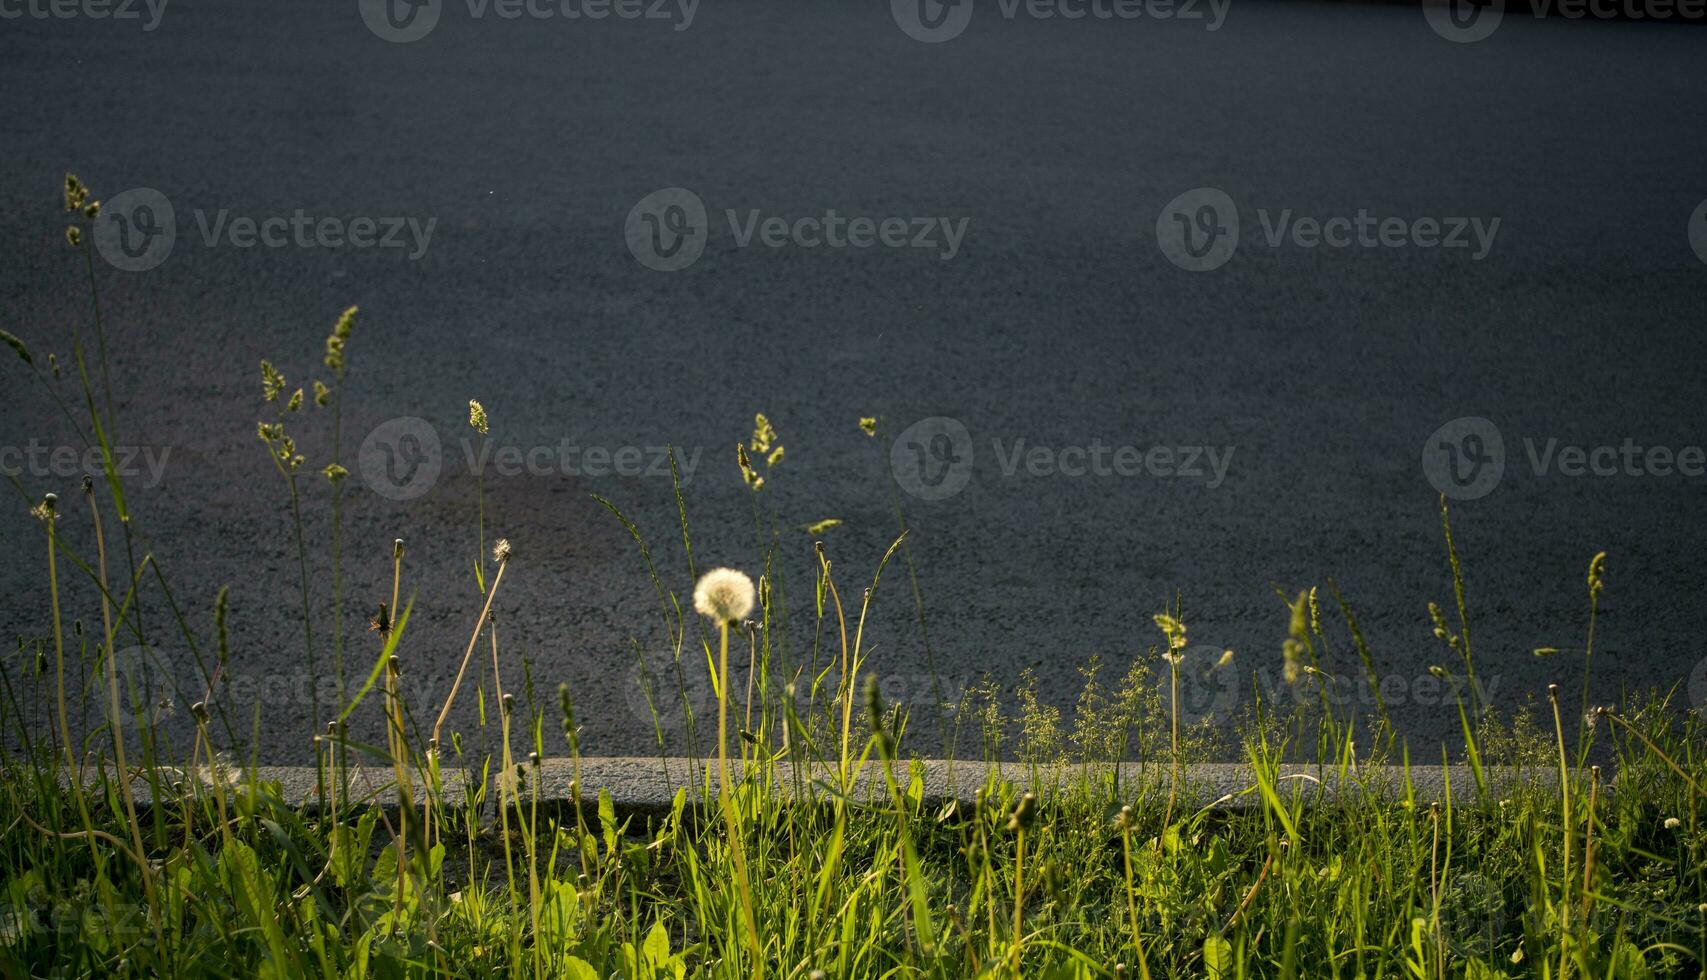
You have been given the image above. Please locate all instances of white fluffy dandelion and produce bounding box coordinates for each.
[694,568,755,624]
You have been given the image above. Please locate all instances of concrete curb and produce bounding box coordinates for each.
[114,757,1571,818]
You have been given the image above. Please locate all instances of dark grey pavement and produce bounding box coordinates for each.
[2,0,1705,764]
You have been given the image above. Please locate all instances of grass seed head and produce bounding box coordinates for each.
[1588,551,1607,599]
[63,173,88,212]
[259,361,286,402]
[324,306,356,374]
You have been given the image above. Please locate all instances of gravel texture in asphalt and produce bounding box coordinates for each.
[2,0,1705,763]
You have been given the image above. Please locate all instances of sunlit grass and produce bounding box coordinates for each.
[3,175,1706,978]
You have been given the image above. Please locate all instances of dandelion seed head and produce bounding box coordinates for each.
[694,567,755,624]
[492,538,511,564]
[1666,817,1682,830]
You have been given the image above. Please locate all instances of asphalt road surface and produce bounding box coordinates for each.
[3,0,1705,764]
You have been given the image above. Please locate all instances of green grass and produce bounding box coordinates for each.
[4,174,1707,978]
